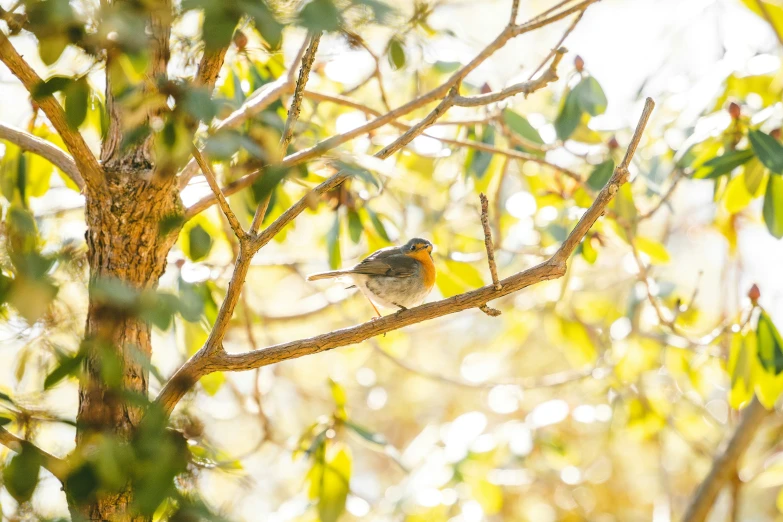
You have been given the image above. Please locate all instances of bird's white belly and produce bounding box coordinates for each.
[351,274,429,309]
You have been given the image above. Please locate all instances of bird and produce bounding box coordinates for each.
[307,238,436,317]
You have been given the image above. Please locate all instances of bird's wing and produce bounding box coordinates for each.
[349,251,418,278]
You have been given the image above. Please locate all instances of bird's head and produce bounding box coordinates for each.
[404,238,433,255]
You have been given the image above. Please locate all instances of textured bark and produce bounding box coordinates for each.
[75,168,181,520]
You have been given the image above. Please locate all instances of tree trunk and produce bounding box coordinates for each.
[72,168,181,520]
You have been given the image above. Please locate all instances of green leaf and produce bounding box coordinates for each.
[297,0,342,32]
[251,166,289,209]
[763,174,783,239]
[318,445,352,522]
[387,38,406,70]
[65,78,89,129]
[757,311,783,375]
[240,0,283,49]
[749,130,783,174]
[32,76,73,99]
[555,89,582,140]
[336,161,381,189]
[696,149,754,179]
[586,160,614,191]
[326,214,341,270]
[344,419,386,446]
[573,76,608,116]
[44,350,86,389]
[188,224,213,261]
[347,210,363,244]
[503,109,544,156]
[466,126,495,179]
[3,442,41,503]
[365,208,390,241]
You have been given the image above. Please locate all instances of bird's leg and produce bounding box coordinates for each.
[393,303,408,315]
[365,297,382,320]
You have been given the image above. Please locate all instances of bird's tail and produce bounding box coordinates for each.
[306,270,350,281]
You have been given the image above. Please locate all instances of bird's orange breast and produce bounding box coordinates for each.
[406,250,436,289]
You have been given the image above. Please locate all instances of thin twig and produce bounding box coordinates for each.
[250,33,321,235]
[190,146,246,240]
[479,193,501,290]
[527,10,583,81]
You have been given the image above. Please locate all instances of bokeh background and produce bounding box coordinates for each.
[2,0,783,520]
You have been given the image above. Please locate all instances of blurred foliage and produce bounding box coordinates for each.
[1,0,783,520]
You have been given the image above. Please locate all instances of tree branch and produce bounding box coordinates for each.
[196,47,228,92]
[0,34,103,193]
[479,193,501,290]
[0,426,67,482]
[0,122,83,190]
[250,32,321,235]
[156,98,654,416]
[681,398,769,522]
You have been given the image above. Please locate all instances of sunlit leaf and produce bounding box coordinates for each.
[724,172,753,214]
[388,38,406,70]
[187,224,213,261]
[586,160,614,191]
[318,444,352,522]
[744,158,768,197]
[763,175,783,239]
[573,76,608,116]
[729,330,756,409]
[633,236,670,264]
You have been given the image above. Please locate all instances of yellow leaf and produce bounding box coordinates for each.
[723,174,753,214]
[633,236,670,264]
[728,331,755,410]
[318,443,351,522]
[545,316,597,366]
[199,371,225,395]
[445,260,484,288]
[473,478,503,515]
[741,0,783,38]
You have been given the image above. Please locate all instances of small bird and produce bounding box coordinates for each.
[307,238,436,317]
